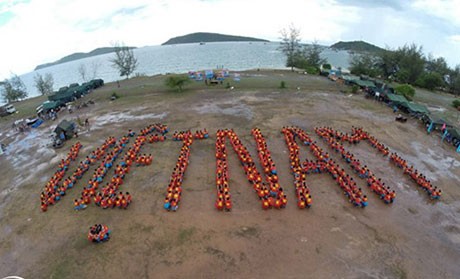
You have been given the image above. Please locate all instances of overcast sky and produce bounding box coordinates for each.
[0,0,459,79]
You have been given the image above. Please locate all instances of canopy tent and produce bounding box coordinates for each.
[54,120,75,140]
[421,114,452,127]
[401,102,430,115]
[386,94,408,105]
[447,128,460,139]
[42,101,60,111]
[352,79,376,89]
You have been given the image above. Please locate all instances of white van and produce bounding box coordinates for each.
[4,104,16,114]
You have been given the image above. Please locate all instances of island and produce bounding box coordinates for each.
[161,32,269,45]
[330,40,384,53]
[34,47,136,70]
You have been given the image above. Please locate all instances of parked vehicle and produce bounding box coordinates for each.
[0,104,16,117]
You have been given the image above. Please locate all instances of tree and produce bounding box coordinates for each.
[304,41,326,69]
[395,84,415,101]
[1,74,28,103]
[110,43,138,79]
[377,48,398,79]
[78,61,101,82]
[78,64,87,82]
[425,54,449,76]
[393,44,425,84]
[165,75,191,92]
[34,73,54,95]
[279,24,302,71]
[349,53,380,77]
[415,72,443,91]
[449,65,460,95]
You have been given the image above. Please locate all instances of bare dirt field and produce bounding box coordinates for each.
[1,70,459,279]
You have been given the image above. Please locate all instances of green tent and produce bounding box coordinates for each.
[402,103,430,115]
[448,128,460,139]
[386,94,408,105]
[354,79,376,88]
[42,101,60,111]
[54,120,75,139]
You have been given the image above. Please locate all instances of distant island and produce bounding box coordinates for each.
[34,47,136,70]
[162,32,269,45]
[330,41,384,53]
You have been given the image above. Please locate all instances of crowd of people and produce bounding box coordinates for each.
[88,224,111,243]
[282,127,368,208]
[40,142,83,211]
[79,124,163,210]
[252,128,286,208]
[41,137,117,211]
[215,129,271,210]
[334,126,440,200]
[315,127,395,204]
[390,153,441,199]
[74,136,130,210]
[164,131,194,211]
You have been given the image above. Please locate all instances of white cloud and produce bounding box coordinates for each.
[0,0,459,79]
[411,0,460,26]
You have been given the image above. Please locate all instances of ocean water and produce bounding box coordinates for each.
[16,42,350,100]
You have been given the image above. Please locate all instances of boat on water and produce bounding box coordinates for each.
[199,42,205,45]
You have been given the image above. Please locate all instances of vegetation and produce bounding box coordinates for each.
[165,75,191,92]
[35,47,135,70]
[110,42,139,79]
[162,32,269,45]
[1,74,28,103]
[452,99,460,108]
[279,25,327,72]
[279,81,286,89]
[78,62,100,83]
[395,84,416,101]
[415,72,443,91]
[34,73,54,95]
[305,66,319,75]
[279,25,302,71]
[347,42,460,95]
[351,85,359,93]
[330,40,384,53]
[349,53,380,77]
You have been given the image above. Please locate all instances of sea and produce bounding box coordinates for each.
[14,42,351,102]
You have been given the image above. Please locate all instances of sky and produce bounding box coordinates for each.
[0,0,459,80]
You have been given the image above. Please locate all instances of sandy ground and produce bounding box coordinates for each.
[0,71,459,279]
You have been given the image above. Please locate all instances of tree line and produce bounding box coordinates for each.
[1,42,138,104]
[349,44,460,94]
[279,25,460,96]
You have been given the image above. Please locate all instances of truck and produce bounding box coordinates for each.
[0,104,17,117]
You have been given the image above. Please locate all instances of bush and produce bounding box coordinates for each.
[395,84,415,101]
[351,85,359,94]
[453,99,460,108]
[279,81,286,89]
[305,66,319,75]
[322,64,332,70]
[415,72,444,91]
[165,75,191,92]
[225,82,231,89]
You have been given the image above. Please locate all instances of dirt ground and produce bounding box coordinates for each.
[0,71,459,279]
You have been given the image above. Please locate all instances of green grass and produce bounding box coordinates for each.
[0,95,47,123]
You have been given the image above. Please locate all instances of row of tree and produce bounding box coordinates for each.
[279,25,326,74]
[1,42,138,104]
[349,44,460,94]
[278,25,460,95]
